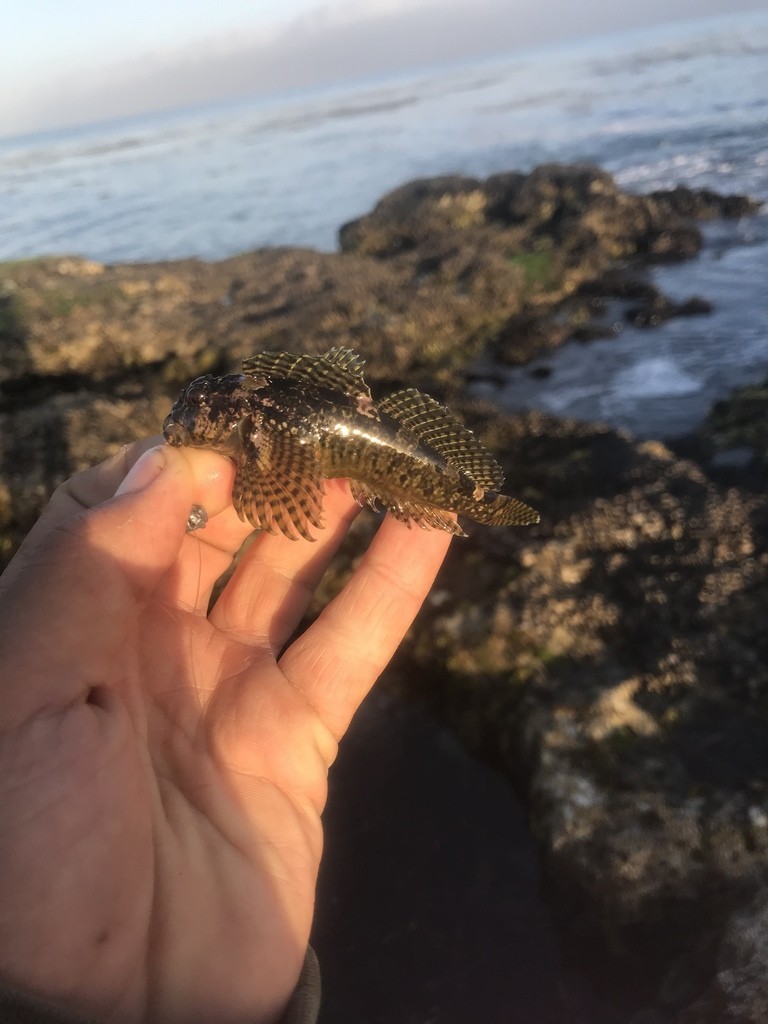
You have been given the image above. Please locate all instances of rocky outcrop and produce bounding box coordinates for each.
[1,164,765,1022]
[338,165,758,265]
[390,408,768,1022]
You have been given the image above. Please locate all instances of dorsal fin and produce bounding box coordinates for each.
[377,388,504,489]
[242,346,372,402]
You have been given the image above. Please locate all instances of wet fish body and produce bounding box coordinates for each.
[163,347,539,540]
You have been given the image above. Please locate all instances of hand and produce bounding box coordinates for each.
[0,439,452,1023]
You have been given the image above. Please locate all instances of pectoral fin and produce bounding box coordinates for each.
[233,431,325,541]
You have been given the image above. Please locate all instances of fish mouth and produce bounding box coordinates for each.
[162,416,190,447]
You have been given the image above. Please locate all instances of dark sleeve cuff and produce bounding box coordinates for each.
[277,947,321,1024]
[0,948,321,1024]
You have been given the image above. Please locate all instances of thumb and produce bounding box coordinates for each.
[59,443,233,587]
[92,444,197,580]
[101,444,236,585]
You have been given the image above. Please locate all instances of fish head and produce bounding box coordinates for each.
[163,373,253,455]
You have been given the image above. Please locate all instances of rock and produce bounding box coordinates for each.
[714,892,768,1022]
[625,294,713,328]
[340,163,712,272]
[674,889,768,1023]
[569,322,619,342]
[577,270,659,301]
[574,271,713,330]
[649,186,763,221]
[390,408,768,1020]
[489,313,571,366]
[698,379,768,471]
[339,175,487,256]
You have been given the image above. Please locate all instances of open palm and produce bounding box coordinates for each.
[0,440,451,1024]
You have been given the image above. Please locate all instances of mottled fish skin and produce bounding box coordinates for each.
[162,346,540,540]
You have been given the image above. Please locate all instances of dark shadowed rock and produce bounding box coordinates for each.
[577,269,659,301]
[625,293,713,327]
[649,185,763,221]
[699,378,768,466]
[488,313,572,366]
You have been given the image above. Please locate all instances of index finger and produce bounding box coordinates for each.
[278,515,452,739]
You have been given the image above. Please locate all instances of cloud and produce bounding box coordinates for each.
[2,0,763,135]
[1,0,466,133]
[306,0,448,24]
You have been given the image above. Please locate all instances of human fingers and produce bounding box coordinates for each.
[278,515,452,738]
[208,479,360,650]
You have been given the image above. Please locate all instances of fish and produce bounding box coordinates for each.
[162,346,540,541]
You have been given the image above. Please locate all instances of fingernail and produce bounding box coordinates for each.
[115,446,167,496]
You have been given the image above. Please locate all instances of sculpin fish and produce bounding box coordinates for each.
[162,346,540,541]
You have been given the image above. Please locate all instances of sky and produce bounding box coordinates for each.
[3,0,765,137]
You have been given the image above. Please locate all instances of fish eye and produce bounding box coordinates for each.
[185,379,210,406]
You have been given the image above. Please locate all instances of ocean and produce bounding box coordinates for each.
[2,10,767,438]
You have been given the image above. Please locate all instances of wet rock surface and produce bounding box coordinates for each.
[1,164,766,1022]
